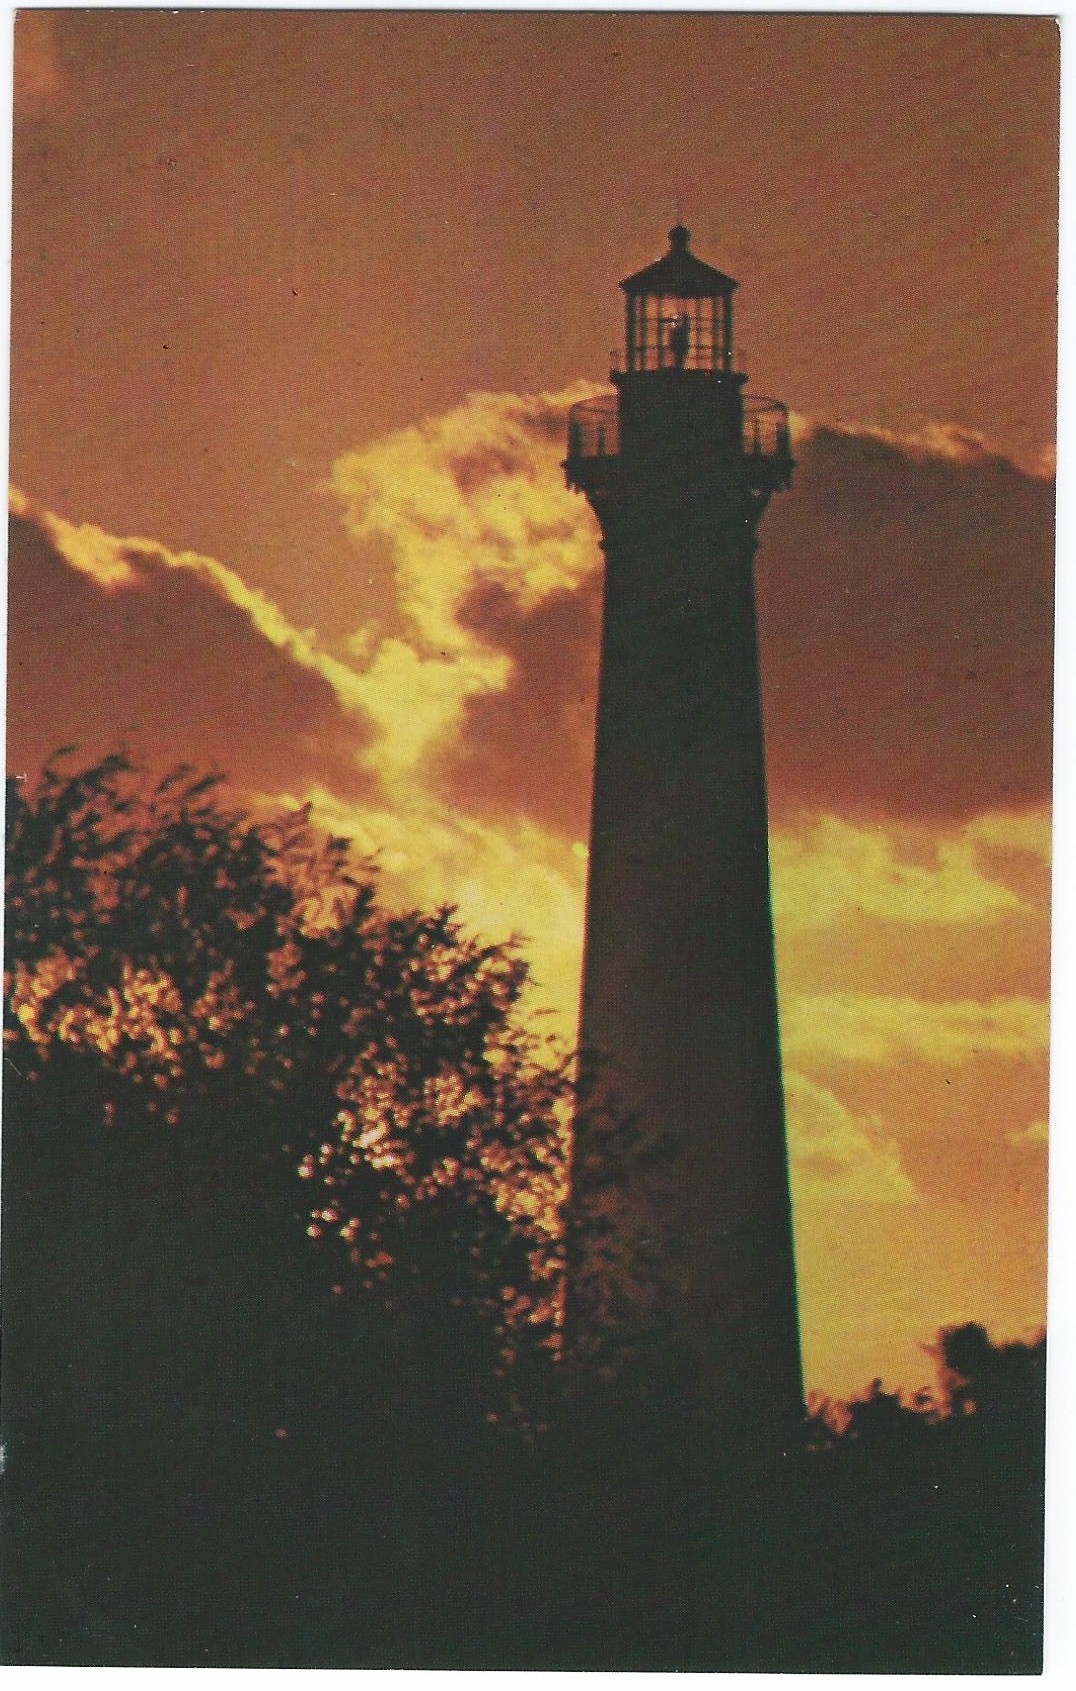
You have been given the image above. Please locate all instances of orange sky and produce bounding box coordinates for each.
[6,11,1059,1399]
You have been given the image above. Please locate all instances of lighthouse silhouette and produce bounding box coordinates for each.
[565,226,803,1443]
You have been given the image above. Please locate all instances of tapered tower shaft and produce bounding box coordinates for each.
[565,227,803,1439]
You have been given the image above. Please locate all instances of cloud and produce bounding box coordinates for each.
[1008,1118,1049,1149]
[330,385,602,796]
[6,492,375,804]
[770,812,1028,931]
[782,992,1049,1068]
[964,806,1052,863]
[430,578,602,837]
[791,414,1025,470]
[784,1070,917,1204]
[278,782,588,1040]
[758,421,1054,821]
[8,394,1054,1043]
[6,484,591,1034]
[330,393,1053,832]
[10,489,371,711]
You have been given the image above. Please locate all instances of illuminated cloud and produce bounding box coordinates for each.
[784,1070,917,1204]
[1008,1118,1049,1150]
[791,413,1026,471]
[7,396,1055,1063]
[10,489,369,713]
[770,812,1027,931]
[964,806,1052,863]
[332,385,600,631]
[330,394,1053,832]
[7,485,591,1038]
[9,488,138,590]
[6,492,375,803]
[340,634,511,787]
[782,992,1049,1068]
[281,782,588,1042]
[330,385,602,786]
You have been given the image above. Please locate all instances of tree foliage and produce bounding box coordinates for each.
[3,752,570,1427]
[928,1320,1047,1434]
[805,1321,1046,1451]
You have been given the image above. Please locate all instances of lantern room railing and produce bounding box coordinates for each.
[566,393,792,464]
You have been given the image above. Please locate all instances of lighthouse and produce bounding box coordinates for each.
[565,226,803,1442]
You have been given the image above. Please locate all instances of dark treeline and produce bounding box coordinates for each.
[1,755,1046,1669]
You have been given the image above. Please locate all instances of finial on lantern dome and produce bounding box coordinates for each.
[669,223,691,253]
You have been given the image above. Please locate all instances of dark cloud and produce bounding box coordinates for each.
[432,578,602,837]
[8,417,1055,840]
[756,428,1054,820]
[6,508,375,805]
[430,423,1053,834]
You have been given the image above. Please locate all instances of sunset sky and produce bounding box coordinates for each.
[6,9,1059,1399]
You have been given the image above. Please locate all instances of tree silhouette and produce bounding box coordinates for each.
[3,753,570,1460]
[928,1321,1046,1433]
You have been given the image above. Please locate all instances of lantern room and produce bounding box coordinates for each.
[620,224,737,374]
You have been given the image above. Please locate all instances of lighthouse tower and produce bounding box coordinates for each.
[565,226,803,1441]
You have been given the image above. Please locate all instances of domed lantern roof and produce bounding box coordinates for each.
[618,226,738,375]
[620,224,738,299]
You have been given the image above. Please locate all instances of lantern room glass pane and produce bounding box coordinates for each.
[625,286,734,372]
